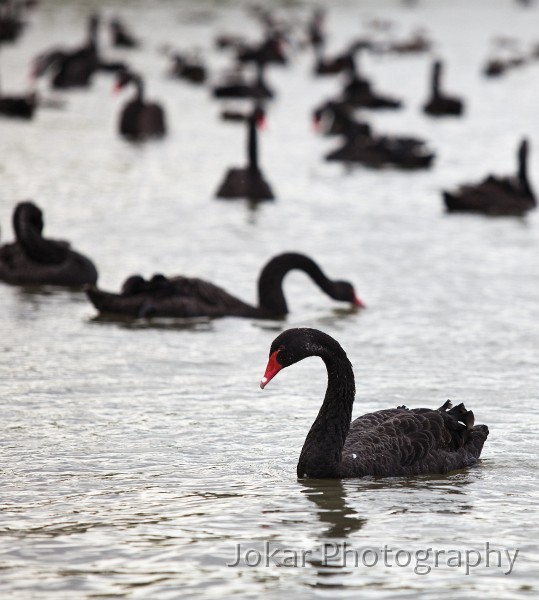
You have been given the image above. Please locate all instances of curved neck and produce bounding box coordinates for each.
[257,253,335,316]
[14,205,66,264]
[431,61,441,97]
[247,113,258,171]
[131,74,144,102]
[297,348,355,478]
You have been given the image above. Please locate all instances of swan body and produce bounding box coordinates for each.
[260,328,489,479]
[326,132,434,169]
[0,92,36,119]
[0,202,98,286]
[443,139,535,215]
[212,64,273,99]
[170,53,207,84]
[313,100,371,137]
[236,34,287,66]
[85,253,364,319]
[340,54,401,110]
[0,2,25,43]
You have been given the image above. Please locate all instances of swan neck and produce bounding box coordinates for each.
[432,61,441,96]
[132,75,144,102]
[257,254,334,316]
[88,18,99,50]
[247,115,259,171]
[518,143,531,195]
[297,351,355,478]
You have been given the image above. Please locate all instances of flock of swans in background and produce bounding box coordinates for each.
[1,0,537,477]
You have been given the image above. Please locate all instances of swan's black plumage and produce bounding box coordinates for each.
[85,253,364,319]
[443,139,535,215]
[260,328,489,479]
[0,91,36,119]
[423,60,464,116]
[0,201,98,286]
[110,18,139,49]
[169,52,207,84]
[115,70,166,140]
[236,33,287,66]
[33,15,100,89]
[212,64,273,99]
[326,131,434,169]
[341,54,402,110]
[215,104,274,201]
[313,100,371,137]
[0,1,25,43]
[33,14,127,89]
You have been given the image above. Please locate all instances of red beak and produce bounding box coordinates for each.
[257,115,266,130]
[311,116,321,132]
[112,82,123,95]
[353,294,366,308]
[260,350,282,389]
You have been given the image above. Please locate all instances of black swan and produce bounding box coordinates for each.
[307,11,356,76]
[212,64,273,100]
[236,32,287,66]
[1,40,35,119]
[215,104,274,201]
[0,84,36,119]
[169,51,207,84]
[423,60,464,116]
[443,138,535,215]
[0,1,25,43]
[260,328,489,479]
[114,69,166,140]
[33,14,127,89]
[386,30,432,55]
[85,252,364,319]
[483,54,526,78]
[315,50,355,76]
[0,201,98,286]
[109,18,139,49]
[341,54,402,110]
[326,130,434,170]
[313,100,371,137]
[33,14,100,89]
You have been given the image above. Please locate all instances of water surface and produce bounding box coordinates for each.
[1,1,539,598]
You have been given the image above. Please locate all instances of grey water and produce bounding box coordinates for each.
[1,0,539,598]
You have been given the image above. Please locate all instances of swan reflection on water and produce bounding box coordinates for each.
[298,471,480,588]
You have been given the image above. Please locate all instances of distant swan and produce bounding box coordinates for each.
[114,69,166,140]
[443,139,535,215]
[85,252,364,319]
[215,104,274,201]
[0,202,98,286]
[423,60,464,116]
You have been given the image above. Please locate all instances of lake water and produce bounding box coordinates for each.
[1,0,539,598]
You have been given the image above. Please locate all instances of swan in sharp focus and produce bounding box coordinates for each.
[260,328,489,479]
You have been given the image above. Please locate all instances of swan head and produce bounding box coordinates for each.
[260,328,344,389]
[113,69,135,93]
[13,201,44,236]
[331,280,366,308]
